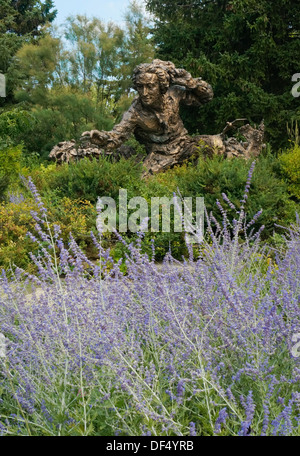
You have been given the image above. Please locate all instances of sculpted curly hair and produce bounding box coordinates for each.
[132,59,177,94]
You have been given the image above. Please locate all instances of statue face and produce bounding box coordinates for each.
[136,73,161,107]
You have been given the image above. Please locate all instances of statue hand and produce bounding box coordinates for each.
[194,79,214,101]
[171,68,198,89]
[81,130,109,146]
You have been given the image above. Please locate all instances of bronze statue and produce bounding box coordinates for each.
[50,59,265,174]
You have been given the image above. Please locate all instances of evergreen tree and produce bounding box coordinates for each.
[145,0,300,147]
[0,0,57,104]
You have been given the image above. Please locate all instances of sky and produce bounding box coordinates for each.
[53,0,145,27]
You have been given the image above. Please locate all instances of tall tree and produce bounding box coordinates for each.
[119,0,154,93]
[145,0,300,147]
[0,0,57,104]
[64,15,125,105]
[3,0,56,35]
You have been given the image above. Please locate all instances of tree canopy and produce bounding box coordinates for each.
[0,0,57,103]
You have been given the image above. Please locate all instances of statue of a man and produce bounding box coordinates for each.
[82,59,214,174]
[50,59,264,170]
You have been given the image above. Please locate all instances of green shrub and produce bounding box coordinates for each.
[150,153,298,240]
[0,198,37,272]
[0,107,35,196]
[0,144,23,179]
[28,157,188,262]
[0,172,10,202]
[0,144,24,198]
[32,156,145,203]
[1,146,299,272]
[279,143,300,200]
[0,108,34,144]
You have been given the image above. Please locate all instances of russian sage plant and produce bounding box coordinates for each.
[0,167,299,436]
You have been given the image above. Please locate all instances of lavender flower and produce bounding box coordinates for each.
[239,391,255,436]
[189,422,197,436]
[0,178,299,436]
[214,408,228,434]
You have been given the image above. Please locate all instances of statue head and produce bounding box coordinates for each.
[132,59,176,107]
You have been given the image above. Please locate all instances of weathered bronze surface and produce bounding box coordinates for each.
[50,59,264,175]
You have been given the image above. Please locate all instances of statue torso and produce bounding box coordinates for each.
[133,87,188,149]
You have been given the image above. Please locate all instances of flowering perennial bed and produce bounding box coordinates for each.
[0,171,299,436]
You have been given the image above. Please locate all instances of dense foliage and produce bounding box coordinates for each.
[0,0,57,104]
[0,144,299,272]
[279,143,300,201]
